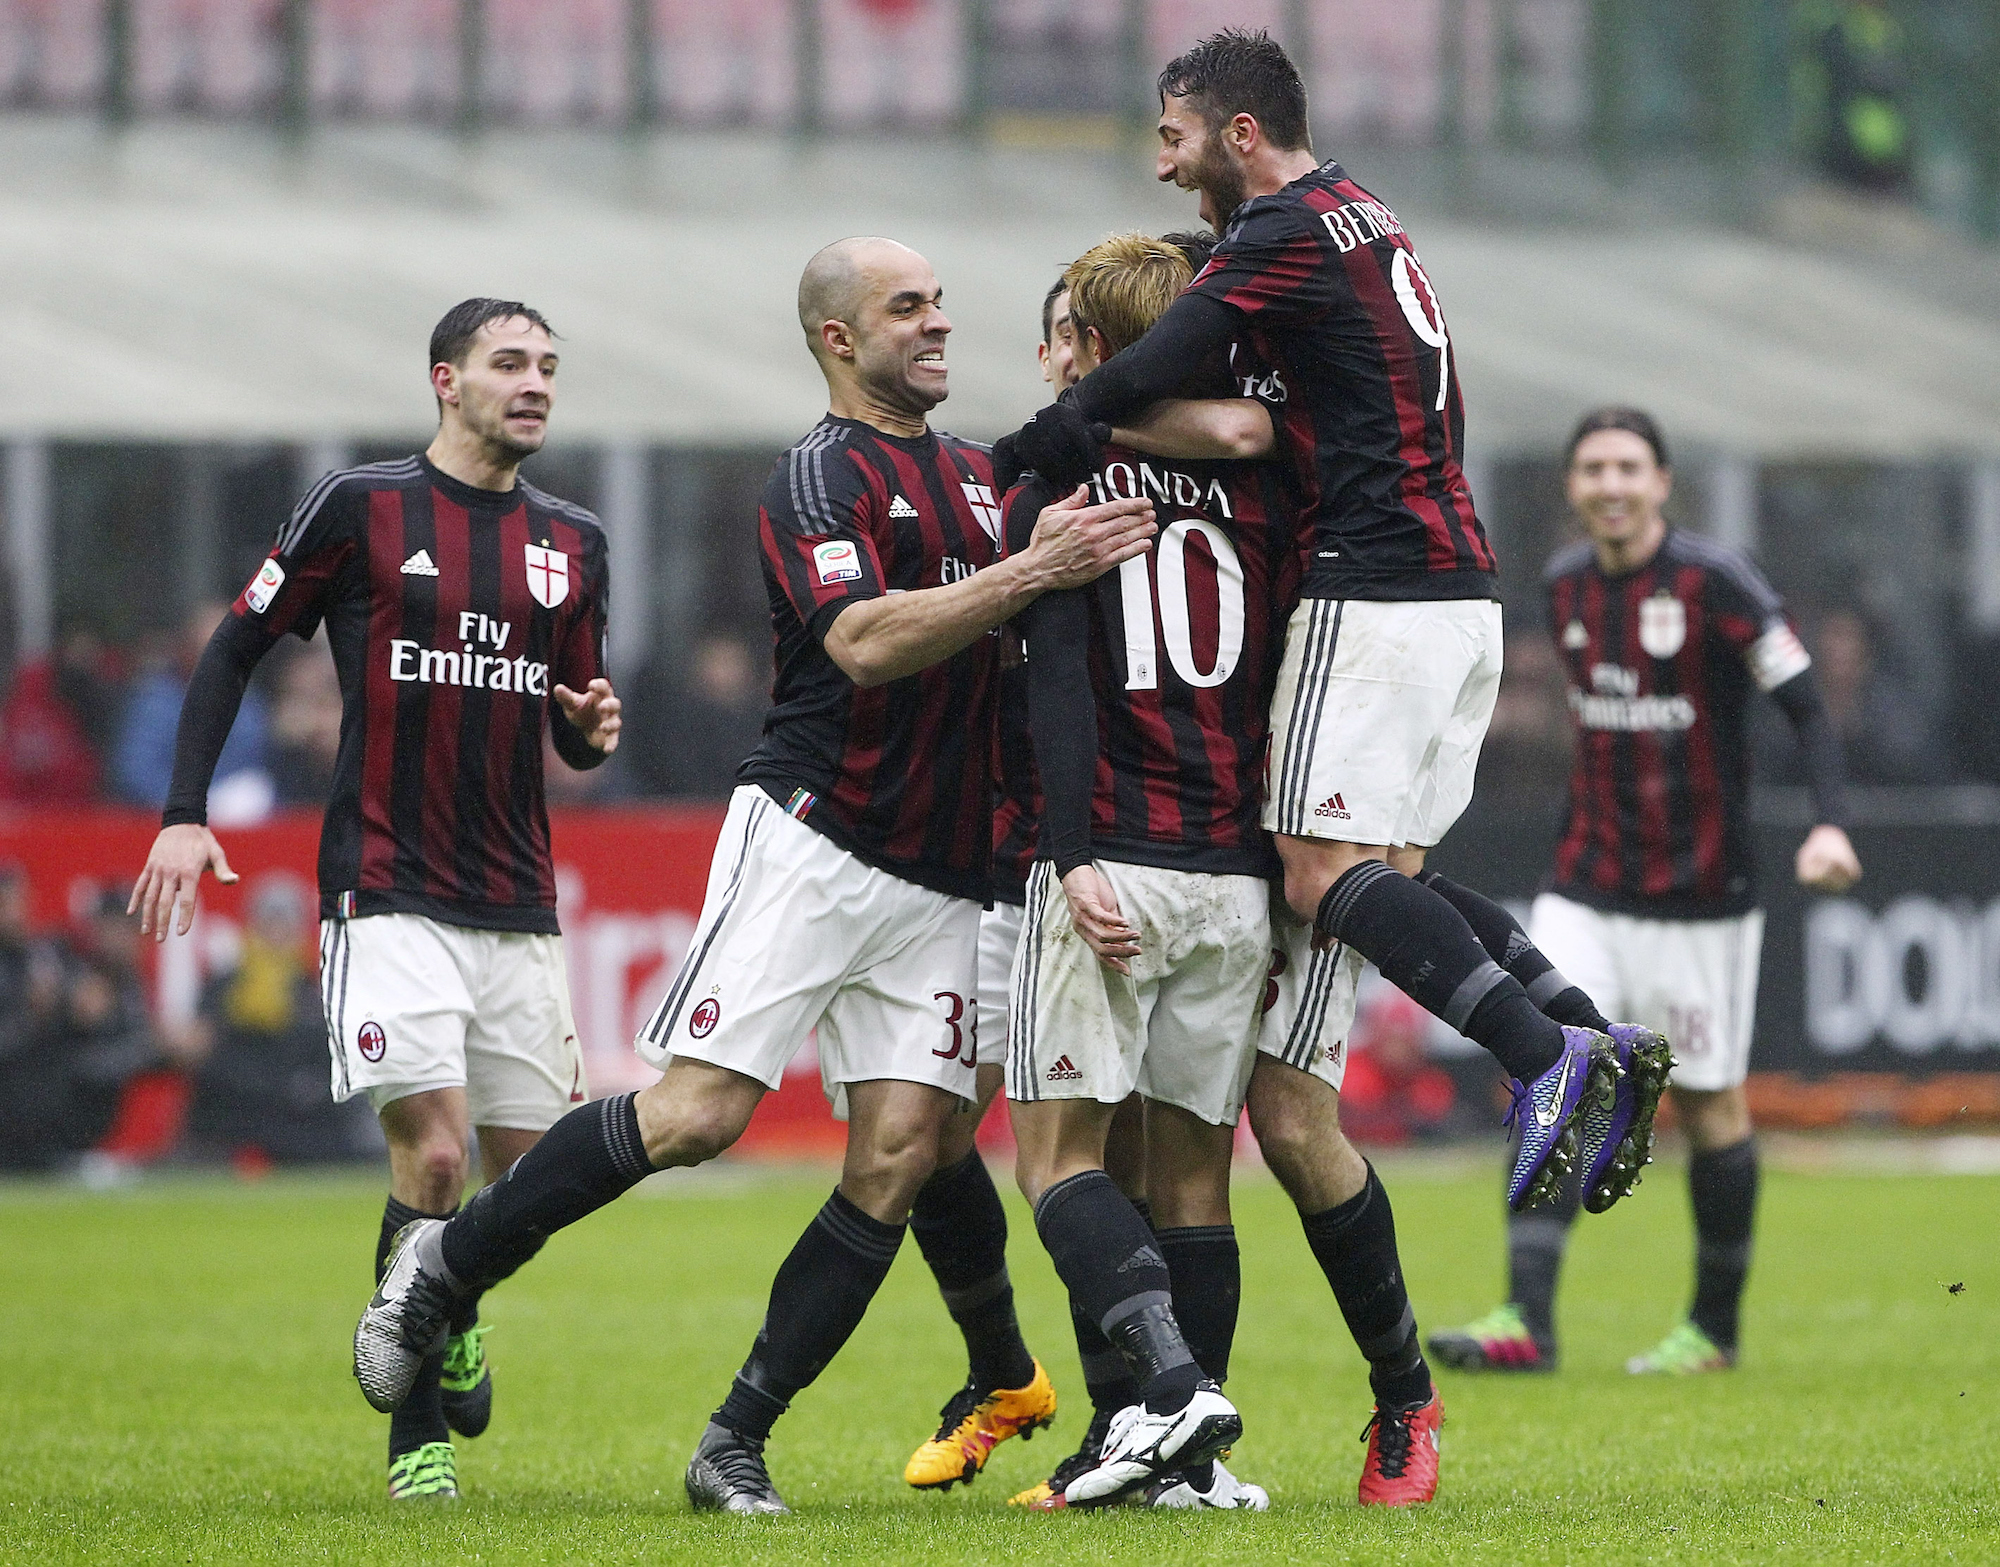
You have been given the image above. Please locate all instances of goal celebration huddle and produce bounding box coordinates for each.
[131,26,1858,1518]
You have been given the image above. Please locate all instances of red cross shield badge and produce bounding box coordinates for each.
[525,544,569,609]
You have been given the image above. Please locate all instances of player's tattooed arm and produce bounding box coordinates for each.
[820,486,1155,688]
[1112,398,1273,462]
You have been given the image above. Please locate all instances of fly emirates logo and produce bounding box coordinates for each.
[389,612,550,696]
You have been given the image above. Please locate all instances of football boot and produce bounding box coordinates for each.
[1425,1303,1555,1373]
[1062,1383,1241,1509]
[685,1422,789,1515]
[1144,1456,1269,1511]
[1357,1385,1442,1506]
[904,1360,1057,1490]
[1580,1024,1675,1213]
[439,1323,493,1438]
[1009,1405,1113,1509]
[1506,1028,1616,1211]
[354,1219,461,1413]
[1625,1321,1735,1376]
[386,1440,458,1501]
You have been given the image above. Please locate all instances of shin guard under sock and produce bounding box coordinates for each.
[910,1150,1036,1391]
[1035,1170,1199,1414]
[1417,871,1612,1033]
[1317,861,1566,1084]
[1300,1165,1432,1410]
[380,1198,455,1457]
[714,1188,907,1442]
[440,1093,653,1289]
[1157,1226,1240,1385]
[1687,1138,1758,1352]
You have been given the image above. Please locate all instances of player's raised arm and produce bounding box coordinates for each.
[1113,397,1273,462]
[820,485,1154,688]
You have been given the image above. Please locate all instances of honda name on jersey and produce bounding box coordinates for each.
[1088,460,1236,518]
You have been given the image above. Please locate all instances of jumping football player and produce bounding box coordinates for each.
[1004,28,1669,1226]
[130,299,621,1500]
[1428,408,1859,1376]
[350,238,1155,1515]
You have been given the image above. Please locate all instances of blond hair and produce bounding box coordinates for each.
[1063,234,1194,359]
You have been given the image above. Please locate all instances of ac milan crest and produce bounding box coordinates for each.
[690,998,721,1039]
[525,543,570,609]
[357,1021,387,1062]
[1638,593,1686,659]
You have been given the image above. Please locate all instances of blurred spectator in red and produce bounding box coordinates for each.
[267,637,344,806]
[181,872,381,1167]
[1338,986,1458,1146]
[0,629,122,804]
[113,600,273,824]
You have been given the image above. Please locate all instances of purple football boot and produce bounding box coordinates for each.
[1578,1024,1675,1213]
[1505,1027,1616,1211]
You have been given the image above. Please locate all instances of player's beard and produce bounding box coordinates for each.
[1193,139,1250,231]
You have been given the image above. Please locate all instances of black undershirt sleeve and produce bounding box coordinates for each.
[161,613,274,828]
[1768,668,1851,828]
[549,710,607,771]
[1065,293,1241,427]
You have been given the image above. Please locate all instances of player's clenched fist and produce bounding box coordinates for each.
[1795,823,1861,893]
[129,823,239,942]
[554,677,622,754]
[1023,486,1156,592]
[1060,864,1142,975]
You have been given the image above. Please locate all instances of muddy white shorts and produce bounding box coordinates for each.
[634,787,981,1119]
[976,900,1025,1069]
[1256,895,1365,1091]
[1006,859,1270,1127]
[320,912,588,1128]
[1528,893,1765,1092]
[1264,597,1504,849]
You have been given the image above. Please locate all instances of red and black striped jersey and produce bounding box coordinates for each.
[225,455,608,933]
[1185,161,1497,604]
[743,416,1000,903]
[1006,442,1304,879]
[990,659,1040,906]
[1546,530,1814,918]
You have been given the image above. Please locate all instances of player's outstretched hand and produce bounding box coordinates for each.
[1060,864,1142,975]
[1026,485,1156,591]
[1795,823,1861,893]
[129,823,238,943]
[554,678,622,754]
[1012,402,1111,492]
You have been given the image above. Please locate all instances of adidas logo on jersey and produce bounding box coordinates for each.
[400,549,439,576]
[1314,793,1352,821]
[888,494,920,519]
[1045,1054,1083,1082]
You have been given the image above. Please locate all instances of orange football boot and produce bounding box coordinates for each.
[905,1360,1057,1491]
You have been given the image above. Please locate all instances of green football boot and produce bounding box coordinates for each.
[1625,1320,1734,1375]
[387,1440,458,1500]
[440,1324,493,1438]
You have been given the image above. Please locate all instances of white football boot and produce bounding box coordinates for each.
[353,1218,460,1412]
[1146,1457,1270,1511]
[1062,1382,1242,1508]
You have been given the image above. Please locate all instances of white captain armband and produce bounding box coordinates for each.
[1747,620,1811,692]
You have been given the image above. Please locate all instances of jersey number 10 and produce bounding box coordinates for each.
[1117,519,1246,691]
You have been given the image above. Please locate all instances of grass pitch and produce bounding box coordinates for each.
[3,1154,1994,1564]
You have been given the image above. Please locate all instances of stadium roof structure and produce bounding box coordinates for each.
[4,120,1997,458]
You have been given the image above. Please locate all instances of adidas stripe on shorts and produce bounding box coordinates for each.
[1255,895,1365,1091]
[634,786,980,1119]
[1264,598,1504,848]
[320,912,588,1127]
[1006,859,1269,1127]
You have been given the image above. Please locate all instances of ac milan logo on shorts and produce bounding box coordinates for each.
[357,1021,387,1062]
[690,998,721,1039]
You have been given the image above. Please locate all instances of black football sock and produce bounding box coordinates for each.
[1317,861,1566,1084]
[909,1150,1036,1391]
[713,1188,906,1443]
[440,1093,654,1289]
[1417,871,1613,1032]
[1035,1170,1200,1416]
[1299,1165,1432,1411]
[1157,1226,1240,1385]
[379,1198,456,1458]
[1505,1142,1580,1347]
[1687,1138,1758,1353]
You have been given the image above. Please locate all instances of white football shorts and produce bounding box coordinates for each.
[1528,893,1765,1092]
[1265,597,1504,849]
[1006,859,1270,1127]
[635,786,980,1119]
[320,912,587,1128]
[975,899,1025,1069]
[1256,894,1364,1092]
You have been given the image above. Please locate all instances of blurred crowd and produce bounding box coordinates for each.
[0,859,379,1176]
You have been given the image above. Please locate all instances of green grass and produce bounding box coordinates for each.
[2,1157,1995,1563]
